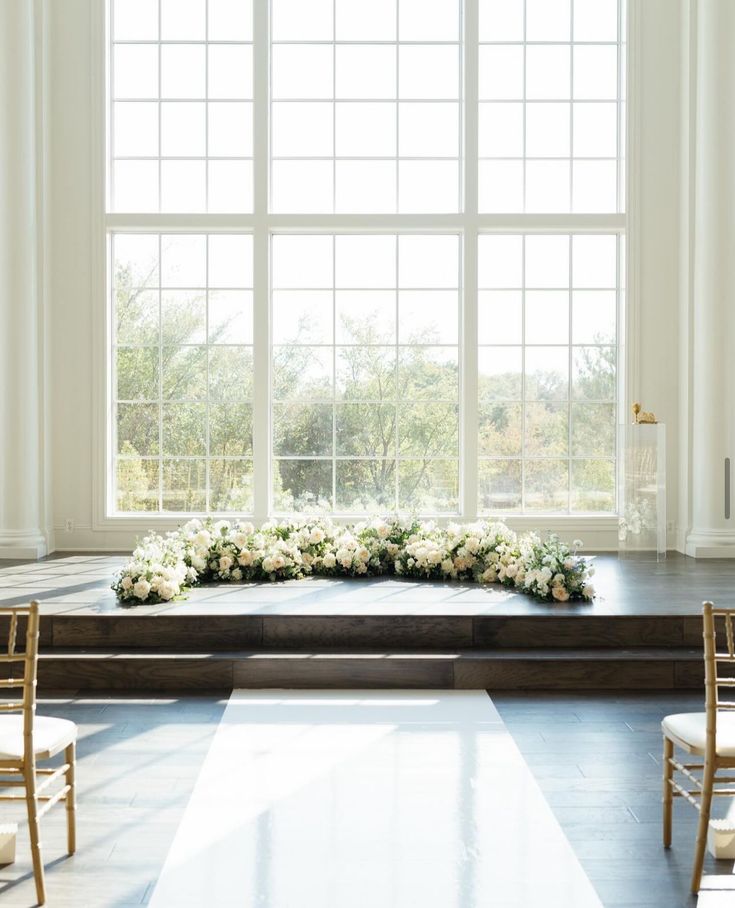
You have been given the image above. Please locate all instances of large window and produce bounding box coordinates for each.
[107,0,625,519]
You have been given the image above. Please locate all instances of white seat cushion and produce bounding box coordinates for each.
[662,711,735,757]
[0,715,77,760]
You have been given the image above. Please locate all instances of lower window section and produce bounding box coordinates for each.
[477,233,619,515]
[112,232,254,513]
[270,233,461,515]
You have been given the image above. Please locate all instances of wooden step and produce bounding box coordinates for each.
[35,647,704,692]
[43,612,704,650]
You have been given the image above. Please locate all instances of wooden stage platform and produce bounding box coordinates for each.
[0,552,733,691]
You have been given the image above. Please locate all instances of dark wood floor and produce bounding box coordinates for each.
[496,691,730,908]
[0,690,728,907]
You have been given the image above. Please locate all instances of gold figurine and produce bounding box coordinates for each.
[632,402,658,424]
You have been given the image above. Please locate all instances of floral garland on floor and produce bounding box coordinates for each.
[112,517,596,606]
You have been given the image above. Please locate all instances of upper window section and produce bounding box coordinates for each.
[109,0,254,213]
[270,0,462,213]
[478,0,624,213]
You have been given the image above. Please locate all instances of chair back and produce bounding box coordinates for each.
[702,601,735,761]
[0,602,40,761]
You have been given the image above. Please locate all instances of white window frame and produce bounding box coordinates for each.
[93,0,633,535]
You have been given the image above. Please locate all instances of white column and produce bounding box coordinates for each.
[686,0,735,557]
[0,1,47,559]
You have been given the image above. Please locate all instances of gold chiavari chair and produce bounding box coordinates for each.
[661,601,735,893]
[0,602,77,905]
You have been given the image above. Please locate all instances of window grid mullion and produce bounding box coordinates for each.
[461,0,479,518]
[251,0,270,524]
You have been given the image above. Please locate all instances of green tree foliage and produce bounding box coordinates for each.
[115,263,616,515]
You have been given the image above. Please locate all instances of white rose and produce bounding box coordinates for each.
[219,556,233,572]
[309,527,325,545]
[552,586,570,602]
[466,536,480,554]
[505,563,518,578]
[158,581,176,601]
[133,579,151,600]
[583,584,595,599]
[273,555,286,570]
[441,559,454,574]
[121,576,133,591]
[191,554,207,572]
[232,568,243,581]
[357,546,370,563]
[481,567,497,583]
[233,532,249,549]
[322,552,336,569]
[262,557,274,573]
[238,550,253,567]
[377,524,390,539]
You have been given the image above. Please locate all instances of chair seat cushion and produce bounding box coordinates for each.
[662,711,735,757]
[0,716,77,760]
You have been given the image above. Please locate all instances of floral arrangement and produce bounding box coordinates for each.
[112,517,596,606]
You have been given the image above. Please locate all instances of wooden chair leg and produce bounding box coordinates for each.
[691,758,715,894]
[65,742,76,854]
[23,765,46,906]
[662,735,673,847]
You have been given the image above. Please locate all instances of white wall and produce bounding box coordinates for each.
[39,0,689,553]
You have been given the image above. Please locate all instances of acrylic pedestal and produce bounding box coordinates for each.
[618,423,666,561]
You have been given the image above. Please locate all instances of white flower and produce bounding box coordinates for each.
[309,527,325,545]
[232,568,243,581]
[441,559,454,574]
[262,557,274,573]
[552,586,570,602]
[583,584,595,599]
[505,563,518,578]
[238,551,253,567]
[121,576,133,591]
[158,581,177,601]
[219,555,233,572]
[573,539,583,549]
[133,579,151,600]
[322,552,336,569]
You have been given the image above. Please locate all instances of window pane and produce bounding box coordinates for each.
[112,234,254,513]
[271,0,461,213]
[478,234,618,515]
[272,235,459,514]
[111,11,253,213]
[479,0,624,214]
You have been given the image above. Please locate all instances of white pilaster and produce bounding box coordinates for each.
[0,1,47,559]
[685,0,735,557]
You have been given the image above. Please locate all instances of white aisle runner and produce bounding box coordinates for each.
[149,690,603,908]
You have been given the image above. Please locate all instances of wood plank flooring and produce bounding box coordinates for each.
[0,691,731,907]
